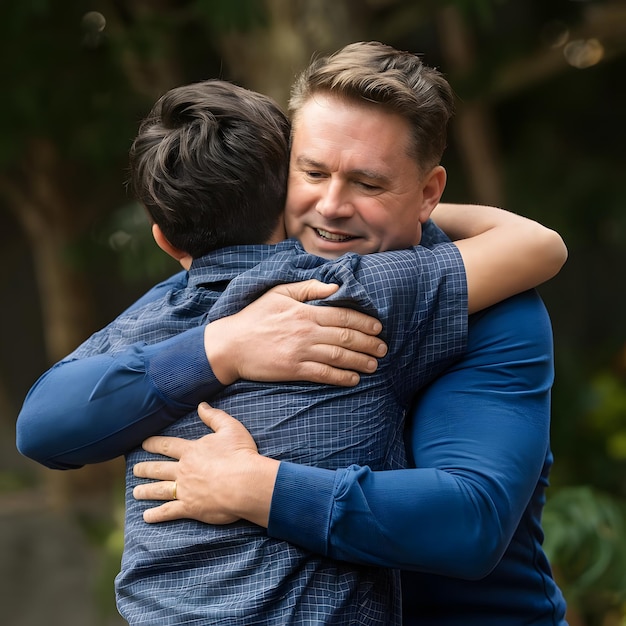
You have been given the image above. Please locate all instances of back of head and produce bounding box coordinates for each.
[130,80,290,258]
[289,41,455,171]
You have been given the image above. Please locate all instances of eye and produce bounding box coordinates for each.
[305,170,326,181]
[357,180,382,192]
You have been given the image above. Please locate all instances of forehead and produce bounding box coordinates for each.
[291,94,415,169]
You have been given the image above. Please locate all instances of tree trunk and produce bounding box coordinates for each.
[436,5,505,206]
[0,138,123,512]
[217,0,366,110]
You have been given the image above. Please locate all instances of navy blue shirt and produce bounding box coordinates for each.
[270,290,568,625]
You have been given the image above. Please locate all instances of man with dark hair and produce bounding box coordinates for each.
[131,80,290,256]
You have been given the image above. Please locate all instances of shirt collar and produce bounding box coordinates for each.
[187,240,298,289]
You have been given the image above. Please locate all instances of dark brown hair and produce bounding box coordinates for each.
[130,80,290,257]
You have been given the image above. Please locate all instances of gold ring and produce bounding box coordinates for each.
[172,481,177,500]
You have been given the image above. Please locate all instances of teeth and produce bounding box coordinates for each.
[316,228,353,242]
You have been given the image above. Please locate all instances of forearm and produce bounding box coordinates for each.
[269,290,553,578]
[17,278,387,469]
[16,327,223,469]
[433,203,559,243]
[433,203,567,313]
[271,439,543,578]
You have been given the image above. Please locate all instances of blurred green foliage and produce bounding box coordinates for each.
[544,486,626,623]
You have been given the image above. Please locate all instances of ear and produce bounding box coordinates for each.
[418,165,447,224]
[152,224,193,270]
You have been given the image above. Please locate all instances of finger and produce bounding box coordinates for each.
[310,342,382,373]
[325,327,387,358]
[285,281,385,337]
[294,363,361,387]
[142,501,237,525]
[282,340,386,386]
[272,279,339,303]
[311,306,383,337]
[304,325,387,360]
[133,479,178,501]
[133,460,178,480]
[141,435,189,459]
[272,280,383,336]
[142,501,187,523]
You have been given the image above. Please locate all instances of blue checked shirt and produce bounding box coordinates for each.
[68,237,467,625]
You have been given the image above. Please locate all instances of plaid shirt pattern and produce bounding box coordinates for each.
[75,235,467,625]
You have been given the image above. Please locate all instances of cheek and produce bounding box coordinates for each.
[397,205,422,232]
[283,210,300,238]
[285,183,310,217]
[379,216,421,249]
[284,193,311,238]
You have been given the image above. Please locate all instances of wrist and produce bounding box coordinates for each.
[203,319,239,385]
[230,453,280,528]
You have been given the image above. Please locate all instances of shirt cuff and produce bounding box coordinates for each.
[143,326,225,407]
[267,461,336,556]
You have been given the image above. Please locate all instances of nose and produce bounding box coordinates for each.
[315,180,355,220]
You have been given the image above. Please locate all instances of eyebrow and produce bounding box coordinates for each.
[294,155,391,185]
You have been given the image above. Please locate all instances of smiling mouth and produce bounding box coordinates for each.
[315,228,356,242]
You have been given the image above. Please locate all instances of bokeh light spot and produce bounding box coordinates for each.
[81,11,106,48]
[563,38,604,68]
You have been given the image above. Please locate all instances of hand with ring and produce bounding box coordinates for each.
[132,403,278,527]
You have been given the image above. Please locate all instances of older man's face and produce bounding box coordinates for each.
[285,93,442,259]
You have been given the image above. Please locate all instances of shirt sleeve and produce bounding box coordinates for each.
[268,289,553,579]
[16,276,226,470]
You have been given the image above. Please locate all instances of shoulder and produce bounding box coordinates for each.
[470,290,550,339]
[122,271,189,314]
[464,290,553,373]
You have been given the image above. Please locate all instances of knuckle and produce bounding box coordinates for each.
[329,345,343,363]
[337,308,352,327]
[149,463,163,478]
[317,364,334,382]
[338,328,352,346]
[303,362,326,382]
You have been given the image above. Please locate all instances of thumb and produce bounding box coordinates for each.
[274,279,339,303]
[197,402,237,431]
[197,403,259,454]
